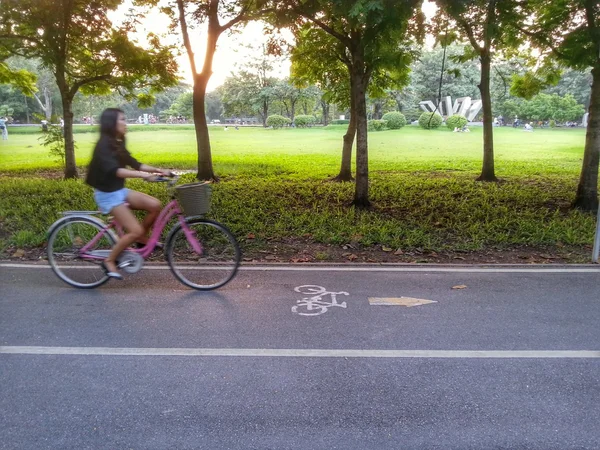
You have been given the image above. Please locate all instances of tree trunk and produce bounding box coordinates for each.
[61,94,77,179]
[476,52,498,182]
[332,81,356,182]
[373,100,383,120]
[290,99,296,123]
[33,87,52,121]
[23,94,30,124]
[194,74,216,181]
[573,65,600,211]
[321,101,329,126]
[44,87,52,120]
[261,100,268,127]
[352,64,370,208]
[332,115,356,182]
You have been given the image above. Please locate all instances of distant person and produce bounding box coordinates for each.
[224,126,228,131]
[0,117,7,140]
[461,125,470,132]
[524,122,533,132]
[59,117,64,128]
[41,119,48,132]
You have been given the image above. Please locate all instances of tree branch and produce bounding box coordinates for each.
[493,65,509,100]
[584,0,600,52]
[513,22,569,61]
[32,93,47,111]
[69,74,111,97]
[457,18,483,54]
[290,6,349,47]
[177,0,197,77]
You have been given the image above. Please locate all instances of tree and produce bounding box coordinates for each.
[0,52,37,122]
[513,0,600,211]
[435,0,527,182]
[290,25,355,181]
[143,0,268,181]
[205,90,224,121]
[0,60,36,97]
[8,58,59,121]
[0,0,179,178]
[275,0,422,206]
[544,68,592,109]
[219,69,278,124]
[521,94,585,123]
[410,44,480,103]
[170,92,194,118]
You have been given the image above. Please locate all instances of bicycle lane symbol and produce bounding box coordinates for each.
[292,285,349,316]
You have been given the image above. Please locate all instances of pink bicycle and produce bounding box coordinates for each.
[46,176,241,290]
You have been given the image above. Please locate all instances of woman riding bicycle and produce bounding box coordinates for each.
[85,108,172,280]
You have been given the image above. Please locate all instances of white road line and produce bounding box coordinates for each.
[2,263,600,273]
[1,346,599,358]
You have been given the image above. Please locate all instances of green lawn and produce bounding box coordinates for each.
[0,124,594,262]
[0,124,585,176]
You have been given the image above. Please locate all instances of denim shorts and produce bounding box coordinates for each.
[94,188,129,214]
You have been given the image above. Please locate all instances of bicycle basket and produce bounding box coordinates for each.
[176,182,212,216]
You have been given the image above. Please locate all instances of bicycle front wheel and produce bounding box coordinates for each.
[47,217,116,289]
[166,218,241,290]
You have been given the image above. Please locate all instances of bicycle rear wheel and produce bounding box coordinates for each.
[166,218,241,290]
[47,217,116,288]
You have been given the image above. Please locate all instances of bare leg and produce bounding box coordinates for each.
[126,190,162,243]
[105,204,144,273]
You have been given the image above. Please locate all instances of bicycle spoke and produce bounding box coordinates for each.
[167,219,240,290]
[47,218,115,289]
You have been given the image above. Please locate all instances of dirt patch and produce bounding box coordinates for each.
[4,240,593,265]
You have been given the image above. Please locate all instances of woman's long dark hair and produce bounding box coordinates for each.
[95,108,128,161]
[99,108,124,140]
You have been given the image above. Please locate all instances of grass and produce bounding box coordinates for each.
[0,124,594,260]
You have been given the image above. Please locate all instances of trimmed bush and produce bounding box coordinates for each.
[381,111,407,129]
[550,119,556,128]
[294,115,317,128]
[266,114,291,129]
[445,114,468,130]
[368,119,388,131]
[418,112,443,129]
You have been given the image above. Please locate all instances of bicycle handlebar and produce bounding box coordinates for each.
[145,173,179,185]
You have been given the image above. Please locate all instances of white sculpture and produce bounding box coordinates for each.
[419,96,483,122]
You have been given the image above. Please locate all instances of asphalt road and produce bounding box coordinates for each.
[1,263,600,449]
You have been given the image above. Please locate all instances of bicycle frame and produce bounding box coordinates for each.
[79,199,203,260]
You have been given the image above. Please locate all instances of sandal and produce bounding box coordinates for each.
[101,261,123,280]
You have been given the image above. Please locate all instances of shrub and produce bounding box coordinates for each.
[38,125,68,164]
[381,111,407,129]
[368,119,388,131]
[418,112,443,129]
[550,119,556,128]
[331,119,350,125]
[445,114,468,130]
[266,115,291,129]
[294,115,316,128]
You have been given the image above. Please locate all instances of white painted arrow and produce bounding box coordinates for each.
[368,297,437,307]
